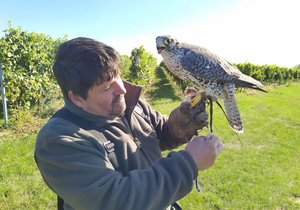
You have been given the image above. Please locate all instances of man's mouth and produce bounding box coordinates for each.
[112,95,125,106]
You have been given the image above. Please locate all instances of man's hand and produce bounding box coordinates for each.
[168,98,208,143]
[185,135,223,171]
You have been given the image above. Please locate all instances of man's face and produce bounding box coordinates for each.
[78,75,127,117]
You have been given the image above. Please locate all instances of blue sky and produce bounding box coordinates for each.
[1,0,299,67]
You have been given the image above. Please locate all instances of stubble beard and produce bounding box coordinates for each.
[110,94,126,116]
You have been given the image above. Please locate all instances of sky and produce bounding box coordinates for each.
[0,0,299,67]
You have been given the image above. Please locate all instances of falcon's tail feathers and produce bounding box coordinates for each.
[234,74,268,93]
[222,91,244,133]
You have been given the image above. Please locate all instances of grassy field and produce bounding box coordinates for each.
[0,67,299,209]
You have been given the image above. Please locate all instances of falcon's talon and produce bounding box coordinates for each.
[189,95,202,108]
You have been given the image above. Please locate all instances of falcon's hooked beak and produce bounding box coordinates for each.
[157,46,165,54]
[156,35,178,54]
[156,36,168,54]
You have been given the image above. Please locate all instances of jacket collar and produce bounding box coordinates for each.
[124,80,142,120]
[63,80,142,127]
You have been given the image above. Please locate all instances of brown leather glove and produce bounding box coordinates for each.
[168,98,208,143]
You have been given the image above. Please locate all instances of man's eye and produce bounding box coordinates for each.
[104,85,111,91]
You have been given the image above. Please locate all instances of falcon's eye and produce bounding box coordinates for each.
[164,39,170,45]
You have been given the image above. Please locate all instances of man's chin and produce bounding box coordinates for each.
[111,103,126,116]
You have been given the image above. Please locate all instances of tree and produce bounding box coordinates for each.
[129,46,157,87]
[0,23,67,109]
[119,55,131,81]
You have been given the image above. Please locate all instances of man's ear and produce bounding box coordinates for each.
[68,91,85,108]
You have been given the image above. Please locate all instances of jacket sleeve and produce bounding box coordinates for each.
[35,118,198,210]
[137,99,190,150]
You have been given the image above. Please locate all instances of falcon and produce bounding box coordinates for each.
[156,35,267,133]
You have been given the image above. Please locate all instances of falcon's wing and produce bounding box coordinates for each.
[179,43,240,83]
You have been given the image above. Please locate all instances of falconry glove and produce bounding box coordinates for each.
[168,98,208,144]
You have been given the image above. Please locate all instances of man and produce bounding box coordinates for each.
[34,37,222,210]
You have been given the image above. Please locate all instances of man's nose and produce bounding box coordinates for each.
[114,78,127,95]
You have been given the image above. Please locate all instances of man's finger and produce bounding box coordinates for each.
[207,135,218,145]
[216,142,224,154]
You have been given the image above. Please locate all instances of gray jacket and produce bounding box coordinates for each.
[34,81,198,210]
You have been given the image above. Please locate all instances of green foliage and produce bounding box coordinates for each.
[129,45,157,87]
[0,23,67,109]
[5,108,44,133]
[236,62,300,84]
[1,23,298,114]
[159,62,192,92]
[119,55,131,81]
[294,64,300,70]
[145,64,182,114]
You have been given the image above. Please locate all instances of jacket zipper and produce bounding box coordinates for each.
[119,116,153,167]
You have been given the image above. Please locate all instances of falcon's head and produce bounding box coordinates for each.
[156,35,178,54]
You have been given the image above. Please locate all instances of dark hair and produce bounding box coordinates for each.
[53,37,120,99]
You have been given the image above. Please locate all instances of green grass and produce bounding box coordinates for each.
[0,67,299,209]
[145,65,183,115]
[148,69,300,209]
[0,135,56,209]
